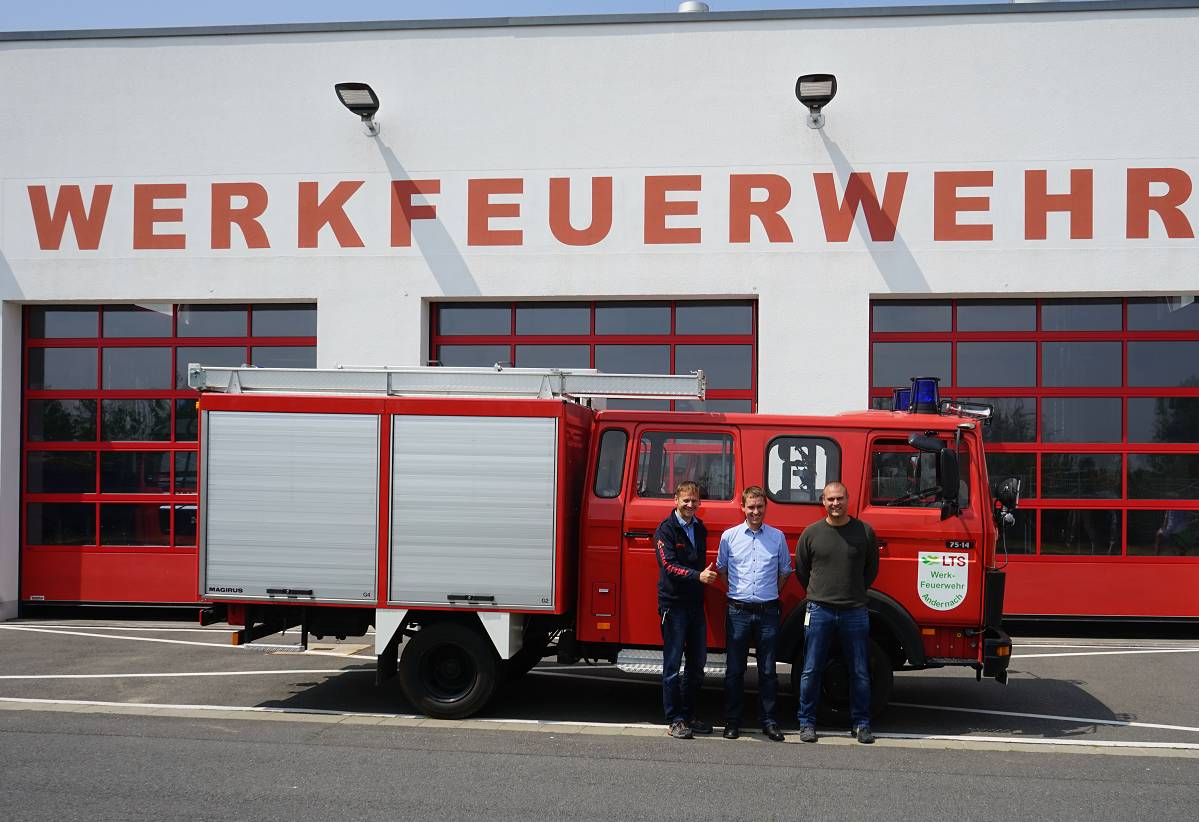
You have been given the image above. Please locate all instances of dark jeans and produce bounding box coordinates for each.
[660,603,707,723]
[723,600,780,726]
[797,602,872,729]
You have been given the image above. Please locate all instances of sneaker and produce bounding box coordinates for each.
[668,719,693,739]
[799,725,818,743]
[687,717,713,735]
[854,726,875,744]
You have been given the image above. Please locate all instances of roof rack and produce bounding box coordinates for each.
[187,364,706,401]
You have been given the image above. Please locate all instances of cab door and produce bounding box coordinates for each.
[857,432,986,628]
[619,426,743,648]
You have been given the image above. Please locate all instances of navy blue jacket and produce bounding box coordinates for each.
[654,513,709,607]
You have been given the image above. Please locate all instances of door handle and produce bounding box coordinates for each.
[623,530,653,539]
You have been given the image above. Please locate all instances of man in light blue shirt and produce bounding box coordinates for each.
[716,485,793,741]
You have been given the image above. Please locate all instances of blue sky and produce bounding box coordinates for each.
[1,0,978,32]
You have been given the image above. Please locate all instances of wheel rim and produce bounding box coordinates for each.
[821,658,852,710]
[419,644,478,703]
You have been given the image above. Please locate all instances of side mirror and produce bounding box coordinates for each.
[938,448,960,520]
[994,477,1021,509]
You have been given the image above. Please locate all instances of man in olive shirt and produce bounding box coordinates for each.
[794,481,879,744]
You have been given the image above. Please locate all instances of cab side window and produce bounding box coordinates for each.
[593,429,628,498]
[765,436,840,503]
[636,432,734,501]
[870,438,971,508]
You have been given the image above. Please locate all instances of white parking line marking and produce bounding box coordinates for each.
[1016,648,1199,660]
[2,697,1197,752]
[5,625,238,634]
[891,702,1199,733]
[0,625,236,648]
[0,669,370,680]
[0,625,374,658]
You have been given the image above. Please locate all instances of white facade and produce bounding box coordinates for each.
[2,2,1198,617]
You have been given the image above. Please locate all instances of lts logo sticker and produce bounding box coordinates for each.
[917,552,968,611]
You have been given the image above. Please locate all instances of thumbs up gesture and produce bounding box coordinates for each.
[700,561,718,584]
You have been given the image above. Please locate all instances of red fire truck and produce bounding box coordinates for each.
[190,365,1015,720]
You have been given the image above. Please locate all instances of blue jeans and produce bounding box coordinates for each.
[797,602,872,729]
[724,600,780,726]
[660,603,707,723]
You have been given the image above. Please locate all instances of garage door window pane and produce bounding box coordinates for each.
[1128,510,1199,556]
[178,305,247,337]
[515,345,590,369]
[1127,297,1199,331]
[997,509,1036,555]
[103,347,171,389]
[1042,454,1121,499]
[175,399,198,442]
[252,304,317,337]
[871,343,950,387]
[1128,341,1199,387]
[28,348,97,389]
[516,303,589,335]
[956,301,1036,332]
[437,345,510,367]
[1129,398,1199,443]
[29,307,98,338]
[251,346,316,368]
[872,302,950,332]
[1128,454,1199,500]
[101,504,171,546]
[437,305,510,335]
[675,400,753,412]
[102,399,171,441]
[596,303,670,334]
[103,305,172,337]
[1041,509,1121,555]
[27,399,96,441]
[26,452,96,494]
[675,345,752,389]
[1042,342,1121,387]
[1041,398,1121,443]
[101,452,172,493]
[985,453,1037,498]
[175,452,197,493]
[1041,300,1121,331]
[956,342,1036,387]
[596,345,669,374]
[676,303,752,334]
[176,346,245,388]
[27,503,95,545]
[958,397,1036,443]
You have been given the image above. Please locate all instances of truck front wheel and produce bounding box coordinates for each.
[790,638,894,725]
[398,622,499,719]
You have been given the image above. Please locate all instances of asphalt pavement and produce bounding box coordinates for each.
[1,618,1197,820]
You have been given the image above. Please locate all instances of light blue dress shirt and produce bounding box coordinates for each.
[675,511,696,548]
[717,522,793,603]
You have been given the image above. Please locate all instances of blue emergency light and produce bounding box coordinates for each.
[910,376,941,414]
[892,388,911,411]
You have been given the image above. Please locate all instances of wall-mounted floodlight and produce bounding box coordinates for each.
[335,82,381,136]
[795,73,837,129]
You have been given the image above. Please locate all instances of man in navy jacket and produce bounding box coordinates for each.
[654,480,718,739]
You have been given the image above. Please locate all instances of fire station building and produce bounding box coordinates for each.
[2,1,1197,621]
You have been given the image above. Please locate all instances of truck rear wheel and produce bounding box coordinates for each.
[790,638,894,725]
[398,622,499,719]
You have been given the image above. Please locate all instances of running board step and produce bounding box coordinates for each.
[616,649,727,676]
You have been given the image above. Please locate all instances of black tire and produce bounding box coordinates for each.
[789,638,894,726]
[398,621,499,719]
[505,629,550,681]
